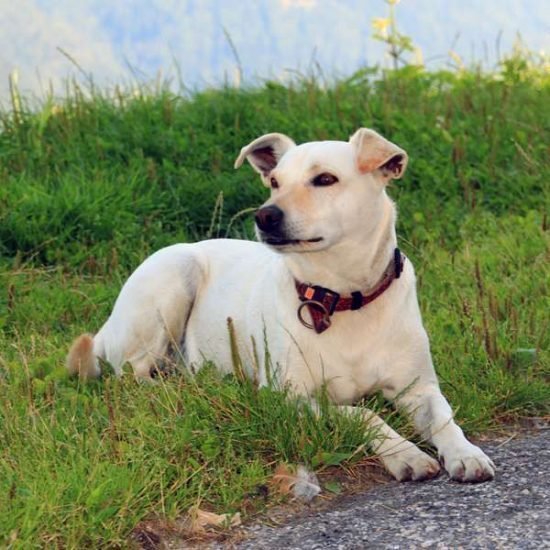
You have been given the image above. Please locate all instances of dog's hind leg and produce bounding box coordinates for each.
[67,244,202,381]
[105,248,201,379]
[122,313,189,380]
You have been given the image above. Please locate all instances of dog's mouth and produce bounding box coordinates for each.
[263,236,323,247]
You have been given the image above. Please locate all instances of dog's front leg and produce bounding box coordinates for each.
[336,405,441,481]
[396,385,495,482]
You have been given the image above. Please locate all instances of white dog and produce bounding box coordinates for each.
[67,128,495,483]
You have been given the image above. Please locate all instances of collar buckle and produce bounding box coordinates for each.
[300,285,340,315]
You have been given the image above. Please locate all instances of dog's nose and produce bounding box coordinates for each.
[255,205,284,233]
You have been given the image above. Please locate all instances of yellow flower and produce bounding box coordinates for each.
[372,17,390,37]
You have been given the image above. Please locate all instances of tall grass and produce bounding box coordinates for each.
[1,58,548,269]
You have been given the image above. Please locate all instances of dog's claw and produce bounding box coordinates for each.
[396,465,413,482]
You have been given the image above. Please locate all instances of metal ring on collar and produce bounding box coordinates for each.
[297,300,331,330]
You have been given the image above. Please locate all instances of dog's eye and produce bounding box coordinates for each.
[313,173,338,187]
[270,177,279,189]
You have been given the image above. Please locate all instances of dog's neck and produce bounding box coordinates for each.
[284,197,397,295]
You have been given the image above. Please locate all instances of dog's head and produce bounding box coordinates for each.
[234,128,407,252]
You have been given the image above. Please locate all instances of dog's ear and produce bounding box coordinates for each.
[234,133,296,175]
[349,128,408,180]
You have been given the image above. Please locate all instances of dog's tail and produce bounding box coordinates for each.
[66,333,101,380]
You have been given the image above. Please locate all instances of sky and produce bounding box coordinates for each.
[1,0,548,104]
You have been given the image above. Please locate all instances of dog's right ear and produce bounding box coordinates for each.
[234,133,296,176]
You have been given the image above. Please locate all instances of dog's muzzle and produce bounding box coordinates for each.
[255,205,324,248]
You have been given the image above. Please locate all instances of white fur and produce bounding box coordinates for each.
[68,128,495,483]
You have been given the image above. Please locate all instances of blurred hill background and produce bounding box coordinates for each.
[1,0,548,102]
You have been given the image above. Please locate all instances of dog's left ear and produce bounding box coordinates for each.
[350,128,408,181]
[234,133,296,176]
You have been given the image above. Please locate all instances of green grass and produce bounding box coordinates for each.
[0,364,369,547]
[1,53,549,547]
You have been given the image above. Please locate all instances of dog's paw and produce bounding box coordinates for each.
[380,443,441,482]
[440,443,495,483]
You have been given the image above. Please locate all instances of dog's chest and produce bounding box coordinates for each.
[288,308,393,403]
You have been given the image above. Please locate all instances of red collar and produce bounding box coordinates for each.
[295,248,405,334]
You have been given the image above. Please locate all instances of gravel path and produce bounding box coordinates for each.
[237,431,549,549]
